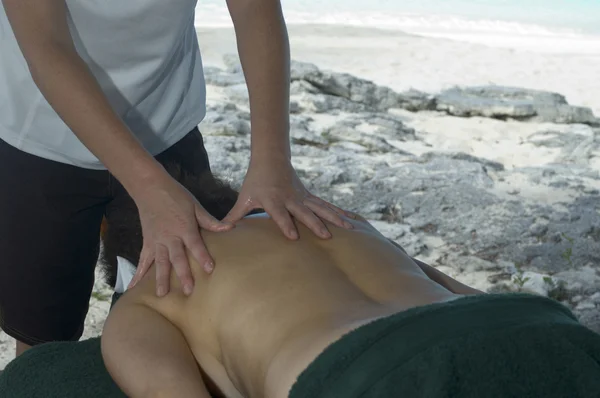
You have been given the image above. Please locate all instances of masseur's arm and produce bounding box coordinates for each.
[3,0,163,200]
[223,0,354,237]
[227,0,291,161]
[3,0,232,297]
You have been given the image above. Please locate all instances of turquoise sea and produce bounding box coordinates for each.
[196,0,600,37]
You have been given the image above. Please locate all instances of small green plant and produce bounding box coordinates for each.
[543,276,555,289]
[561,232,575,244]
[513,272,530,291]
[547,280,569,302]
[543,276,570,301]
[561,232,575,267]
[91,291,111,302]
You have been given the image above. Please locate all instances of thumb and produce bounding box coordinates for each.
[195,204,234,232]
[223,198,253,224]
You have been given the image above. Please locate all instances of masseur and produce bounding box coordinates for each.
[0,0,351,359]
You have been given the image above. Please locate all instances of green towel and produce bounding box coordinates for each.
[0,337,126,398]
[3,293,600,397]
[0,292,126,397]
[290,293,600,398]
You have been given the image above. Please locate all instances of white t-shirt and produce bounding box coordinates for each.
[0,0,206,169]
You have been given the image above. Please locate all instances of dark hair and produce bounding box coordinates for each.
[99,163,240,288]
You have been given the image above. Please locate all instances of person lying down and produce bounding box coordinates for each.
[100,164,600,398]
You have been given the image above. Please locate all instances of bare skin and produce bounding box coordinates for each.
[15,342,31,357]
[102,214,482,398]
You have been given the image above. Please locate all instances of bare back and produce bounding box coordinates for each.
[123,215,459,397]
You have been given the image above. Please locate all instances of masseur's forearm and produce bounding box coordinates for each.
[27,45,165,195]
[4,0,166,199]
[227,0,291,161]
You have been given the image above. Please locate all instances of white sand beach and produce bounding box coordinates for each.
[1,23,599,369]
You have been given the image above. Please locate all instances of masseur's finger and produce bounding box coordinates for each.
[195,204,234,233]
[168,237,195,295]
[184,232,213,275]
[193,204,232,273]
[287,200,331,239]
[155,242,171,297]
[130,246,154,289]
[222,198,253,225]
[265,200,300,240]
[303,197,353,230]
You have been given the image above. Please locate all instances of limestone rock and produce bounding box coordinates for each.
[223,53,243,74]
[203,66,246,87]
[290,60,434,112]
[435,86,598,125]
[200,104,250,137]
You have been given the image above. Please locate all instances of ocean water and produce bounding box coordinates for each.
[195,0,600,39]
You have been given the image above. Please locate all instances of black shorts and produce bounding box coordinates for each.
[0,128,211,346]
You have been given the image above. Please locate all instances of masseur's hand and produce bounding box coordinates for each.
[128,174,233,296]
[224,157,354,240]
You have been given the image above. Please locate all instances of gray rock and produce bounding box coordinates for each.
[223,84,250,105]
[344,113,417,142]
[328,142,369,153]
[200,104,250,137]
[396,89,436,112]
[435,86,598,125]
[290,117,329,148]
[217,54,597,126]
[443,253,501,274]
[203,66,246,87]
[527,126,598,165]
[528,221,549,237]
[436,87,537,119]
[223,53,243,74]
[577,310,600,334]
[554,266,600,296]
[420,151,505,172]
[290,60,433,112]
[324,125,399,153]
[291,144,329,159]
[534,104,598,125]
[575,301,597,311]
[290,80,321,95]
[204,135,250,180]
[289,101,301,114]
[295,92,370,113]
[517,164,599,194]
[289,60,321,80]
[312,153,599,278]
